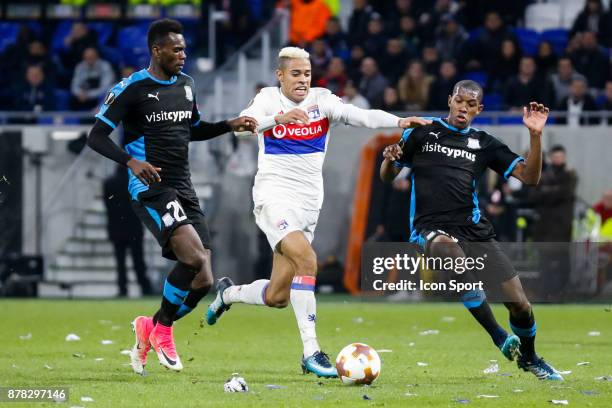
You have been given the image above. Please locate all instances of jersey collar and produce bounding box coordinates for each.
[436,118,471,134]
[143,69,177,85]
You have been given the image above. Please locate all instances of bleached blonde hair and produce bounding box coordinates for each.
[278,47,310,69]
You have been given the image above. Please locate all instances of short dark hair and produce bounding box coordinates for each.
[147,18,183,51]
[452,80,483,102]
[550,144,566,154]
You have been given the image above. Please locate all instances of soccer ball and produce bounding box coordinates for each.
[335,343,381,385]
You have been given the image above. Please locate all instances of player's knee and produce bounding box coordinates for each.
[265,291,289,308]
[429,236,464,259]
[183,248,208,273]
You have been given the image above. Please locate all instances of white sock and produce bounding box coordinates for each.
[290,276,320,358]
[223,279,269,305]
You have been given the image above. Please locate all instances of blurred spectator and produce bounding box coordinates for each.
[288,0,331,46]
[363,14,388,60]
[71,47,115,111]
[348,0,374,46]
[593,189,612,241]
[13,65,55,112]
[530,144,577,241]
[489,38,522,92]
[397,59,434,110]
[551,57,587,106]
[381,86,405,111]
[599,80,612,124]
[120,66,136,80]
[309,39,333,83]
[342,80,370,109]
[419,0,454,42]
[348,44,366,84]
[504,56,553,111]
[535,41,558,78]
[359,57,388,108]
[556,77,599,126]
[570,0,612,47]
[316,57,348,96]
[467,11,516,73]
[530,147,576,296]
[435,14,468,63]
[322,17,349,56]
[103,167,152,297]
[384,0,417,37]
[397,15,422,55]
[422,44,440,75]
[380,38,410,85]
[427,60,458,110]
[61,22,99,72]
[569,31,610,89]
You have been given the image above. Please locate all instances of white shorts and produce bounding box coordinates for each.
[253,202,320,250]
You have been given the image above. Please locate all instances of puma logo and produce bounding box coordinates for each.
[429,131,440,139]
[147,92,159,101]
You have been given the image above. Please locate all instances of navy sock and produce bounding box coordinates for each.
[153,263,194,327]
[510,310,536,360]
[173,286,210,321]
[462,291,508,348]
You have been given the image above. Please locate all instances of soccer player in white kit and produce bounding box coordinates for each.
[206,47,430,377]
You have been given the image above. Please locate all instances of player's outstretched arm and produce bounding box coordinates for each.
[511,101,549,185]
[190,116,258,141]
[380,143,403,183]
[87,119,161,185]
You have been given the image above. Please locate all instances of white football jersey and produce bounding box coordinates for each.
[240,87,400,210]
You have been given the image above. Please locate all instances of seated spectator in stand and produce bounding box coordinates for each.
[397,15,422,55]
[422,43,440,75]
[419,0,454,43]
[427,60,458,110]
[380,86,405,111]
[363,14,388,60]
[348,0,374,46]
[570,0,612,47]
[288,0,331,46]
[569,31,610,89]
[309,39,333,83]
[61,22,99,72]
[342,80,370,109]
[489,37,522,92]
[121,66,136,80]
[380,38,411,85]
[70,47,115,111]
[435,14,468,63]
[316,57,348,97]
[467,11,516,73]
[551,57,587,106]
[504,56,554,111]
[599,80,612,124]
[557,77,599,126]
[23,41,65,88]
[13,65,55,112]
[535,40,558,78]
[384,0,417,36]
[348,44,366,84]
[358,57,388,108]
[322,17,349,56]
[397,59,434,110]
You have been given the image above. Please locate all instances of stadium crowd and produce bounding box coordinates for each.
[1,0,612,122]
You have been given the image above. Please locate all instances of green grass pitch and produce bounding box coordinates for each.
[1,298,611,407]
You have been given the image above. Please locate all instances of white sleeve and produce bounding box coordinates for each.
[239,90,277,134]
[323,93,400,128]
